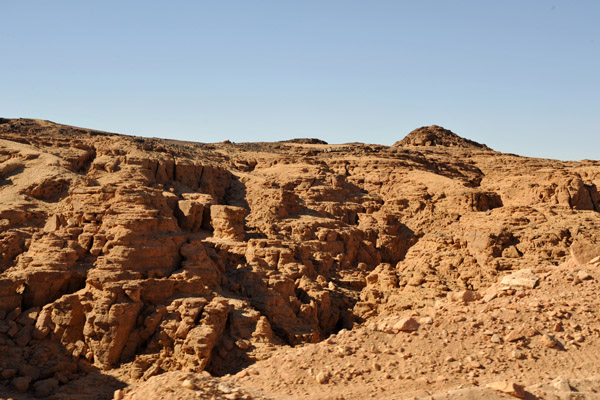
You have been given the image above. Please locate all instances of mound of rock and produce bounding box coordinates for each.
[393,125,490,149]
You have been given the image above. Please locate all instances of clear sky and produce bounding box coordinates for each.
[1,1,598,160]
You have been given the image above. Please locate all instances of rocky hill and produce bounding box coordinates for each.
[393,125,490,150]
[0,118,599,399]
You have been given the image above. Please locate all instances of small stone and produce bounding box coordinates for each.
[113,389,125,400]
[482,292,497,303]
[15,307,39,326]
[6,307,22,322]
[33,378,59,398]
[32,326,49,340]
[182,379,195,390]
[524,327,539,338]
[505,330,525,342]
[577,270,592,281]
[7,324,18,337]
[447,290,482,303]
[491,334,502,343]
[553,321,563,332]
[142,363,160,381]
[486,381,526,398]
[393,317,420,332]
[541,334,559,348]
[316,372,330,384]
[12,376,32,393]
[511,349,524,360]
[14,325,33,347]
[218,383,234,394]
[551,377,572,392]
[1,368,17,379]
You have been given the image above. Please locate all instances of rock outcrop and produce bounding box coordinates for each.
[393,125,490,149]
[0,118,599,399]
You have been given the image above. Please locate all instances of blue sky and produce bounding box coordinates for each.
[1,1,598,160]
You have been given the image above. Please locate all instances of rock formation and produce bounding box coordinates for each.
[0,118,599,399]
[393,125,490,149]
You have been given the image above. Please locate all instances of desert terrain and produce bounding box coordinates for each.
[0,118,599,399]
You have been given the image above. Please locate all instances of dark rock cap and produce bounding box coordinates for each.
[393,125,490,150]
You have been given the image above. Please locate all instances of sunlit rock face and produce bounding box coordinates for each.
[0,118,599,399]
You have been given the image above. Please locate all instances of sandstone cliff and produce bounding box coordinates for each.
[0,118,599,399]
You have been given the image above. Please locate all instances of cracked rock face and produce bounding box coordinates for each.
[0,118,599,399]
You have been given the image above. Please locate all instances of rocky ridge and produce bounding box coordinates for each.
[0,118,599,399]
